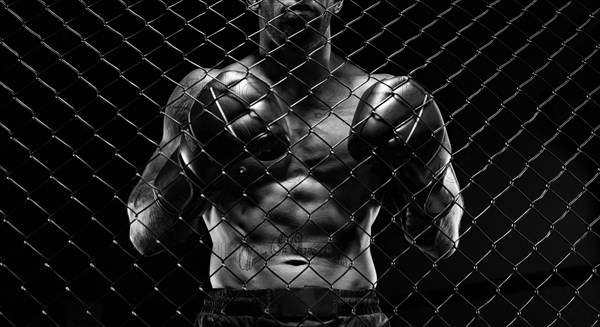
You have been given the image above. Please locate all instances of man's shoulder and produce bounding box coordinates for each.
[175,67,221,95]
[168,66,230,105]
[178,58,257,88]
[344,72,395,97]
[366,72,413,84]
[362,73,394,88]
[163,61,256,123]
[169,68,208,103]
[356,73,430,96]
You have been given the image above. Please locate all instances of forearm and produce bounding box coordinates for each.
[127,152,205,255]
[128,180,179,255]
[402,165,463,258]
[126,70,214,256]
[404,194,462,259]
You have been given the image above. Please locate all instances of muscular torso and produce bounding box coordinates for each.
[190,57,391,289]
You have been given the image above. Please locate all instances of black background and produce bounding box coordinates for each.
[1,0,599,326]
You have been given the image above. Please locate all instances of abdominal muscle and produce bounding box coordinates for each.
[208,240,377,290]
[204,174,381,290]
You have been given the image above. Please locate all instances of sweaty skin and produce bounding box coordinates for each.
[127,0,462,291]
[182,55,388,289]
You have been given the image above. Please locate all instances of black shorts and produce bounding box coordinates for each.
[196,288,390,327]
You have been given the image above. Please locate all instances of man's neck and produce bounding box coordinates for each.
[256,38,344,104]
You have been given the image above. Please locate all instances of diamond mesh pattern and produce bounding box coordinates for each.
[1,0,599,326]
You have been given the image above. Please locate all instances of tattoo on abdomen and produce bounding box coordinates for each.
[236,233,351,271]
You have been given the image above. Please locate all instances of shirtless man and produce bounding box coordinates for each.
[127,0,463,326]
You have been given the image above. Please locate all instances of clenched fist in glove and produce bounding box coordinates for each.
[349,76,462,258]
[180,71,290,193]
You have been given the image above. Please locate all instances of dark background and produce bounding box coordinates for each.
[1,0,599,326]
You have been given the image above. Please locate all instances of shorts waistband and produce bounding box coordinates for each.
[201,288,382,319]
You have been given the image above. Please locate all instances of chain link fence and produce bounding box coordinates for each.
[1,0,599,326]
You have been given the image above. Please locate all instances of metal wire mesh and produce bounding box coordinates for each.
[1,0,599,326]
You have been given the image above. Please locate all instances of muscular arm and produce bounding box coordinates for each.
[350,75,463,259]
[127,69,213,255]
[394,164,463,259]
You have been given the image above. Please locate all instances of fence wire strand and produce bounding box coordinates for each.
[1,0,599,326]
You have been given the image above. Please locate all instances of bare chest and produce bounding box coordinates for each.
[219,98,378,191]
[284,102,356,172]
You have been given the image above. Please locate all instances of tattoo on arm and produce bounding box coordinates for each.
[163,72,210,138]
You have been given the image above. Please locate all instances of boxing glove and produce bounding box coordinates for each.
[180,71,290,192]
[153,149,206,219]
[348,76,454,216]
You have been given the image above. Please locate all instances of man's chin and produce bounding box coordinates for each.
[267,28,326,51]
[278,13,311,34]
[268,14,327,46]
